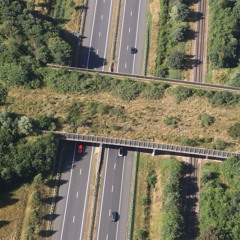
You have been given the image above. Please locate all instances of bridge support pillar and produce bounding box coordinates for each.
[152,149,156,156]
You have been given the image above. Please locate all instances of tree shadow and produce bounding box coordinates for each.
[0,220,10,228]
[185,54,202,70]
[188,11,204,22]
[75,5,88,11]
[38,230,56,237]
[184,0,200,5]
[77,45,107,69]
[184,28,196,41]
[42,195,63,205]
[42,213,60,221]
[45,179,68,188]
[0,192,19,208]
[182,162,200,239]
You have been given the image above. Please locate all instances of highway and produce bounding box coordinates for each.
[52,141,94,240]
[78,0,113,70]
[117,0,147,74]
[96,147,133,240]
[192,0,207,83]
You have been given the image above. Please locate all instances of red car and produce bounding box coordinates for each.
[77,144,83,153]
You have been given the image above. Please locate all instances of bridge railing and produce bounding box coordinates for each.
[42,131,240,160]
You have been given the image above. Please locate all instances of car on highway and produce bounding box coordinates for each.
[111,211,118,222]
[118,147,125,157]
[131,47,138,54]
[77,144,84,153]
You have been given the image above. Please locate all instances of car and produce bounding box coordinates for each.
[118,147,124,157]
[111,211,118,222]
[131,47,138,54]
[77,144,83,153]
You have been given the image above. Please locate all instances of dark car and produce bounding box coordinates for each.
[77,144,83,153]
[131,47,138,54]
[111,211,118,222]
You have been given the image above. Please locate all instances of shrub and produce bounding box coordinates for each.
[164,116,179,128]
[168,51,185,69]
[228,122,240,138]
[114,80,144,100]
[173,86,194,103]
[199,113,215,127]
[143,82,170,100]
[213,139,227,150]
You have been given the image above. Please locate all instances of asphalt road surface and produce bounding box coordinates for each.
[52,141,94,240]
[96,147,133,240]
[117,0,147,74]
[78,0,113,70]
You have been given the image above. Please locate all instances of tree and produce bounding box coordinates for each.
[17,116,33,135]
[0,86,7,104]
[198,227,223,240]
[48,37,72,65]
[168,51,185,69]
[170,24,188,44]
[170,2,190,22]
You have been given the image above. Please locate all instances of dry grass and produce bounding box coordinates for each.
[83,147,99,239]
[147,0,160,75]
[0,184,31,240]
[5,87,240,152]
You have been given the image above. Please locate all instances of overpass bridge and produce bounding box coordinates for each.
[43,131,240,160]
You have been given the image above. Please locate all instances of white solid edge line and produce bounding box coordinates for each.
[60,142,77,240]
[115,156,126,240]
[102,0,113,71]
[96,148,110,240]
[132,0,142,74]
[86,0,98,68]
[79,146,94,240]
[116,0,127,73]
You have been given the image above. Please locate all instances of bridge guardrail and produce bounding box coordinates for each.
[47,64,240,92]
[42,131,240,160]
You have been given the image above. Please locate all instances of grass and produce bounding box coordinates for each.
[147,0,160,75]
[0,178,53,240]
[132,154,163,240]
[0,184,30,240]
[5,86,240,152]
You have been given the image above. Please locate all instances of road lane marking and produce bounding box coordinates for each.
[112,185,114,192]
[125,63,127,69]
[116,156,126,240]
[97,148,110,240]
[76,192,79,198]
[106,234,108,240]
[114,163,116,169]
[103,0,105,2]
[132,0,142,74]
[102,0,113,71]
[86,0,98,68]
[79,147,94,240]
[101,14,103,20]
[96,49,99,54]
[99,32,101,37]
[129,28,131,33]
[117,0,127,72]
[73,216,75,223]
[60,142,77,240]
[127,45,129,50]
[80,168,82,175]
[109,209,111,216]
[131,11,132,16]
